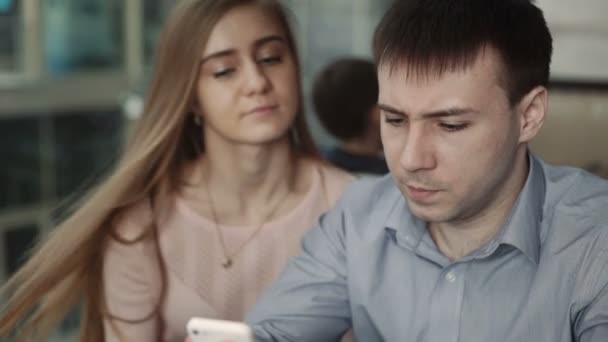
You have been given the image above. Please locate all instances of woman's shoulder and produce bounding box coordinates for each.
[316,160,355,184]
[311,159,356,204]
[111,199,156,241]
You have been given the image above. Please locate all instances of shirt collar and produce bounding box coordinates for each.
[383,153,546,264]
[383,182,428,250]
[495,153,545,264]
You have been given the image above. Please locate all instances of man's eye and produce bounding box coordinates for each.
[440,123,469,132]
[213,68,235,78]
[384,117,405,126]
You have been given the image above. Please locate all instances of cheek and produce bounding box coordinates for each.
[380,122,404,143]
[197,81,217,109]
[380,127,406,169]
[197,86,233,127]
[274,71,300,119]
[277,69,299,100]
[445,125,514,186]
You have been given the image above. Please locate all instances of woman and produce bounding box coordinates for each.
[0,1,353,341]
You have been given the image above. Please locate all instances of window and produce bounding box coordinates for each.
[0,0,22,73]
[44,0,124,76]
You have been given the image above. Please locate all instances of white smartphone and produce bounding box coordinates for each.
[186,317,254,342]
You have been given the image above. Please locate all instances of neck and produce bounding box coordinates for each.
[429,150,529,261]
[207,139,295,200]
[191,131,301,223]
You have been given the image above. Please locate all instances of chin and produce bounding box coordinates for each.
[407,201,456,223]
[247,121,291,138]
[406,200,433,220]
[242,130,290,146]
[408,209,437,222]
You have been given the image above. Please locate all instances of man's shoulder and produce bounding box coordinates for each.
[541,161,608,251]
[314,160,356,205]
[541,163,608,307]
[543,162,608,218]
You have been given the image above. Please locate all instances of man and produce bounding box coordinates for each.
[246,0,608,341]
[312,58,389,175]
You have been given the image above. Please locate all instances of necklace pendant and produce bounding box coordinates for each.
[222,259,233,269]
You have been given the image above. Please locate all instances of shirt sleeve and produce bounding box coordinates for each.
[102,209,162,342]
[245,203,352,342]
[574,248,608,342]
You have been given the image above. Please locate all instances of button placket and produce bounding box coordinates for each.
[426,265,466,342]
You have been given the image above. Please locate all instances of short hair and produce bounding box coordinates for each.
[312,58,379,141]
[373,0,553,105]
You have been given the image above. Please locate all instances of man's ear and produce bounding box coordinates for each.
[517,86,548,143]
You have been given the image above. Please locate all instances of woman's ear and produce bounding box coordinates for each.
[190,98,203,124]
[192,113,202,126]
[517,86,548,143]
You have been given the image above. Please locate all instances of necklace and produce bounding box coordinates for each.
[204,171,290,269]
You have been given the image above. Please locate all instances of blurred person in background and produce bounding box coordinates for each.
[312,58,389,176]
[0,0,352,341]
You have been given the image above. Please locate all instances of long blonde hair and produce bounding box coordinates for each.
[0,1,316,341]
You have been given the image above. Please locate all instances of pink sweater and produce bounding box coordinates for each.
[102,163,353,341]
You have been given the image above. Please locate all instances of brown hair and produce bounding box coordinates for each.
[0,1,316,341]
[312,58,378,141]
[373,0,553,105]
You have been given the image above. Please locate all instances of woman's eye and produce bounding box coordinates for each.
[440,123,469,132]
[257,56,282,65]
[213,68,235,78]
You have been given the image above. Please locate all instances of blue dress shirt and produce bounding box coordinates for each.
[247,155,608,341]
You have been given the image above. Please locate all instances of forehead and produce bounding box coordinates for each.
[204,4,285,55]
[377,49,507,112]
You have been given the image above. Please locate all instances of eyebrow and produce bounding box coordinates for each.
[201,35,286,64]
[377,103,478,119]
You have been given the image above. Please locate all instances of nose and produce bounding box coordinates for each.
[244,62,271,95]
[400,124,436,172]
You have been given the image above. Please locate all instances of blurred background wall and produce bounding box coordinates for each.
[0,2,607,335]
[531,0,608,175]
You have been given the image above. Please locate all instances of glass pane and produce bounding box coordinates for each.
[52,109,123,199]
[2,223,38,275]
[0,115,40,210]
[143,0,173,66]
[0,0,22,72]
[44,0,124,75]
[307,2,353,76]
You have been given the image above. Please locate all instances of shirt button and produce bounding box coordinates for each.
[445,271,456,283]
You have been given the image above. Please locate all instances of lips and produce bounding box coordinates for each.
[247,104,279,116]
[406,184,440,202]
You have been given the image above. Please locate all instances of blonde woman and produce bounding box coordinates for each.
[0,0,354,341]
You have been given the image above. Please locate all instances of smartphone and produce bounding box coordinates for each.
[186,317,254,342]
